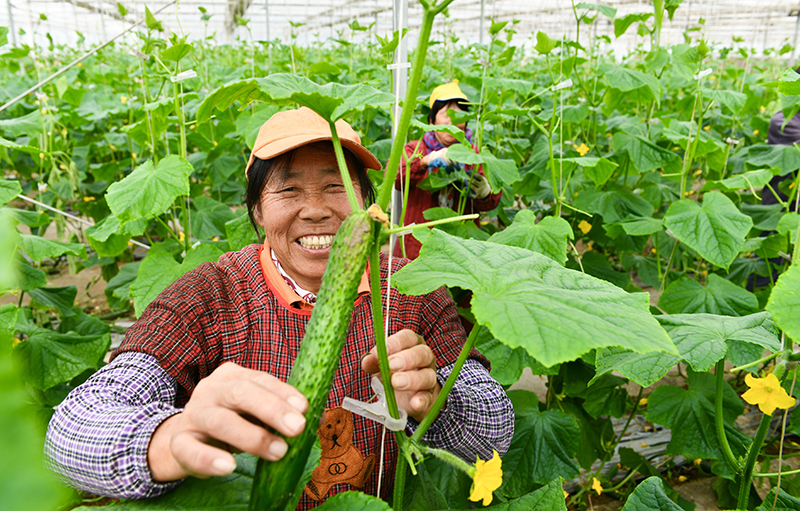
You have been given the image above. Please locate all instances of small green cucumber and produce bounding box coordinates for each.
[249,209,375,511]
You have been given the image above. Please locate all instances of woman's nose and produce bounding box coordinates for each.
[297,196,334,221]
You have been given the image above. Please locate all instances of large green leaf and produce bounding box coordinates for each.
[105,155,191,225]
[564,156,618,187]
[0,304,18,355]
[474,328,558,385]
[746,144,800,176]
[16,258,47,292]
[612,133,681,174]
[27,286,78,317]
[776,212,800,245]
[0,110,45,138]
[446,143,484,165]
[131,244,224,316]
[0,179,22,205]
[197,74,396,124]
[501,391,580,497]
[410,119,470,146]
[704,89,747,115]
[488,212,573,265]
[315,492,392,511]
[226,210,259,251]
[574,185,654,224]
[594,312,780,386]
[2,207,50,227]
[701,169,774,193]
[576,2,617,18]
[492,479,568,510]
[767,263,800,342]
[394,231,674,367]
[480,149,520,192]
[105,262,139,310]
[755,488,800,511]
[658,274,758,316]
[0,356,71,511]
[14,311,110,390]
[616,215,664,236]
[18,235,87,262]
[646,371,749,461]
[86,216,146,258]
[664,193,753,270]
[620,477,682,511]
[601,63,661,102]
[613,12,653,38]
[192,196,236,241]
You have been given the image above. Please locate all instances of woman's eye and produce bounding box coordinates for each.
[280,187,296,193]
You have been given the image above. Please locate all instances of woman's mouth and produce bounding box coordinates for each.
[297,235,333,250]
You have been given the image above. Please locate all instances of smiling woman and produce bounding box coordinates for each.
[43,107,515,510]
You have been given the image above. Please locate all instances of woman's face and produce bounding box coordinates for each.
[433,101,468,147]
[255,146,363,294]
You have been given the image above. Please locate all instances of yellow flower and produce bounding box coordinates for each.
[650,248,657,254]
[213,140,218,146]
[61,128,67,137]
[77,62,82,67]
[120,95,128,104]
[754,130,759,136]
[591,477,603,495]
[742,373,796,415]
[673,146,680,150]
[178,231,185,242]
[703,125,710,131]
[41,108,47,115]
[59,164,66,170]
[578,220,592,234]
[469,450,503,506]
[693,459,702,466]
[760,105,766,113]
[83,196,95,202]
[576,143,590,156]
[110,144,117,151]
[678,475,688,482]
[639,397,648,407]
[212,236,219,241]
[701,269,708,276]
[39,152,45,159]
[640,443,649,448]
[132,153,137,159]
[586,240,594,252]
[563,490,569,500]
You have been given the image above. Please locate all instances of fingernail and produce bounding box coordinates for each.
[393,374,409,388]
[287,395,306,412]
[211,458,236,475]
[389,358,403,371]
[269,439,288,459]
[284,412,306,433]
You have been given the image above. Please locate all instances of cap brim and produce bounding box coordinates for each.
[249,134,382,173]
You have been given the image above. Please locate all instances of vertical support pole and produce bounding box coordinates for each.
[264,0,269,40]
[479,0,485,46]
[793,2,800,60]
[762,12,770,53]
[390,0,408,223]
[6,0,17,45]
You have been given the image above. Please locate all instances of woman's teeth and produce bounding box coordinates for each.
[298,235,333,250]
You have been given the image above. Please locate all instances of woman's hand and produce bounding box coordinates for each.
[147,362,308,481]
[361,329,441,422]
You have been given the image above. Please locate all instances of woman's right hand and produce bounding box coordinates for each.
[147,362,308,481]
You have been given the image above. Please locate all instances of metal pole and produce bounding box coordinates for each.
[264,0,269,40]
[391,0,408,221]
[793,1,800,60]
[479,0,485,46]
[6,0,16,45]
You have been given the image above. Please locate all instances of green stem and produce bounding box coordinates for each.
[737,413,772,509]
[384,214,478,235]
[329,120,361,212]
[419,444,475,475]
[412,324,482,443]
[730,350,787,373]
[608,387,643,454]
[715,360,742,474]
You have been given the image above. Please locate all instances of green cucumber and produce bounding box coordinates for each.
[249,209,375,511]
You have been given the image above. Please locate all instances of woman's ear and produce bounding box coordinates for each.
[252,204,264,227]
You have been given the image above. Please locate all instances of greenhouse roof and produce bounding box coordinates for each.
[2,0,800,55]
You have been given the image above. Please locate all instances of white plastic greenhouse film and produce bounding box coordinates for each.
[390,0,408,222]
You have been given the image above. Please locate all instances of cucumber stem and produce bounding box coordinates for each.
[329,120,362,212]
[714,360,742,474]
[737,413,771,509]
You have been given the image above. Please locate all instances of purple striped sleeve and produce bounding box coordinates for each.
[44,352,185,499]
[406,359,515,462]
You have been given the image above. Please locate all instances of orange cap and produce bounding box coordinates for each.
[245,107,382,178]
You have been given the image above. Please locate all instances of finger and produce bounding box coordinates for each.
[171,430,237,478]
[392,368,438,392]
[212,379,307,437]
[386,330,424,356]
[211,363,308,413]
[192,406,290,462]
[388,344,435,372]
[408,390,435,416]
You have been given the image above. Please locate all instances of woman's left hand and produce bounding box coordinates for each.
[361,329,441,422]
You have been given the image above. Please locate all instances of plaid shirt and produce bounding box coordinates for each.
[44,245,514,508]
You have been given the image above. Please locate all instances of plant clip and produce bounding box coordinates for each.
[393,223,417,237]
[129,48,149,60]
[170,70,198,83]
[694,68,713,80]
[342,376,408,431]
[724,137,741,145]
[552,78,573,91]
[387,62,411,70]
